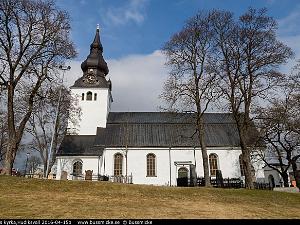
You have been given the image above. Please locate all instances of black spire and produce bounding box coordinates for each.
[72,26,111,89]
[80,26,109,76]
[90,25,103,52]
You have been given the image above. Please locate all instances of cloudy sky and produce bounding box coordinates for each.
[56,0,300,112]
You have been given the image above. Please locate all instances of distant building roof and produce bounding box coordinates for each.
[58,112,245,156]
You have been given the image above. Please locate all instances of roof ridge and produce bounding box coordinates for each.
[105,122,237,125]
[109,111,232,114]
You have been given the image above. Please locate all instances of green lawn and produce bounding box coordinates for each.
[0,176,299,219]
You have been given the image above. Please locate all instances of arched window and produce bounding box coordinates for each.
[146,153,156,177]
[178,167,188,178]
[86,91,92,101]
[94,93,97,101]
[81,93,84,101]
[73,161,82,176]
[209,154,218,176]
[239,154,245,176]
[114,153,123,176]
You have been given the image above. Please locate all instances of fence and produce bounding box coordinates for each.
[195,177,273,190]
[24,173,43,179]
[71,174,108,181]
[23,172,271,190]
[71,174,132,184]
[177,177,196,187]
[196,177,244,188]
[109,175,133,184]
[253,182,273,190]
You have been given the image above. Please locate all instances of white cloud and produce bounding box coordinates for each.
[102,0,148,26]
[278,34,300,73]
[64,50,169,112]
[277,5,300,72]
[278,6,300,35]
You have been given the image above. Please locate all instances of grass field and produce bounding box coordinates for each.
[0,176,299,219]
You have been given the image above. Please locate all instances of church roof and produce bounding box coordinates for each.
[107,112,236,124]
[57,135,103,156]
[95,123,240,148]
[95,112,240,148]
[57,112,245,156]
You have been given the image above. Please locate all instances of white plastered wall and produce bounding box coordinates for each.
[55,147,266,185]
[68,87,111,135]
[56,156,101,180]
[101,147,245,186]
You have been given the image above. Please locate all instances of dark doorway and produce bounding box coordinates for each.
[177,167,188,187]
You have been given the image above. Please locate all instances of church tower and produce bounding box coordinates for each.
[68,26,112,135]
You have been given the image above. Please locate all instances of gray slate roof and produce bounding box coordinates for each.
[107,112,236,124]
[57,135,103,156]
[58,112,242,156]
[96,112,240,148]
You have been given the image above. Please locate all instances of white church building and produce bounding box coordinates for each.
[55,27,265,186]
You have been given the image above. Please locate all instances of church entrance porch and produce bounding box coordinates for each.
[174,161,197,187]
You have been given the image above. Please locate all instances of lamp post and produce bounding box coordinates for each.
[45,65,71,178]
[24,152,30,177]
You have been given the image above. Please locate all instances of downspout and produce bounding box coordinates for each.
[194,146,197,186]
[194,146,196,168]
[97,154,100,180]
[103,152,106,175]
[169,147,171,186]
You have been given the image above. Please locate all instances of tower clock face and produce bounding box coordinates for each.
[86,74,96,84]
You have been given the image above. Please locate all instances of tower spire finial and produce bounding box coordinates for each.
[80,25,108,76]
[97,24,100,31]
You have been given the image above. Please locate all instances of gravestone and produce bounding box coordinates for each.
[216,169,224,188]
[61,171,68,180]
[85,170,93,180]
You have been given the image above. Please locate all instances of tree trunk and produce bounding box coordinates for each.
[43,163,48,178]
[281,171,289,187]
[1,140,17,175]
[198,122,211,187]
[239,133,254,189]
[1,84,17,175]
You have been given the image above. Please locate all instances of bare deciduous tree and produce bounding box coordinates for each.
[27,83,80,177]
[211,8,293,188]
[161,12,221,186]
[255,64,300,189]
[26,155,42,175]
[0,0,76,175]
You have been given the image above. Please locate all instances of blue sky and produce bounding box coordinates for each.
[55,0,300,111]
[12,0,300,170]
